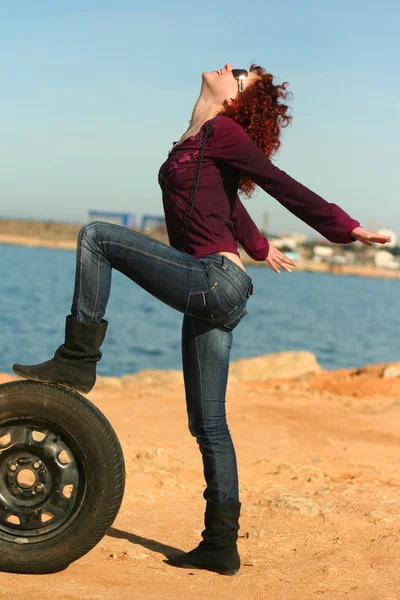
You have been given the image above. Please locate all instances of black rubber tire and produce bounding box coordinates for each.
[0,380,125,574]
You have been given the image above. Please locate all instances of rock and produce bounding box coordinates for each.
[136,448,164,460]
[229,351,323,381]
[296,371,318,384]
[352,364,386,378]
[382,363,400,379]
[272,494,328,517]
[125,549,149,560]
[119,353,322,387]
[122,370,184,387]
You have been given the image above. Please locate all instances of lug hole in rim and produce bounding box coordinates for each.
[32,431,46,442]
[7,515,20,525]
[58,450,71,464]
[0,433,11,446]
[41,512,54,523]
[62,484,74,498]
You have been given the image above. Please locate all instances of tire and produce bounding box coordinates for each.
[0,380,125,574]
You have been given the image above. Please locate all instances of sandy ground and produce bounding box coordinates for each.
[0,353,400,600]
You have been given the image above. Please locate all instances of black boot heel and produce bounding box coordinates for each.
[167,500,241,575]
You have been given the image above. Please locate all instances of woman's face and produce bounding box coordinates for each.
[202,63,258,104]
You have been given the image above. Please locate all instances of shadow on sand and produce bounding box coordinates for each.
[106,526,186,563]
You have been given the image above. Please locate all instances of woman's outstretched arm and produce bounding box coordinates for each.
[210,116,362,244]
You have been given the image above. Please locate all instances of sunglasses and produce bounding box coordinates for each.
[232,69,248,92]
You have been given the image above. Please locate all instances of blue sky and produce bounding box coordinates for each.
[1,0,399,238]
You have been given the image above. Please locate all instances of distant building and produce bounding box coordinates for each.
[291,233,308,246]
[141,215,166,233]
[88,210,136,228]
[377,229,396,248]
[313,246,334,262]
[374,250,399,269]
[277,233,308,249]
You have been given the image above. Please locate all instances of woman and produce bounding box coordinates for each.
[13,63,390,576]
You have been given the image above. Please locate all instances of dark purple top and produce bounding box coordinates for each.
[158,115,360,260]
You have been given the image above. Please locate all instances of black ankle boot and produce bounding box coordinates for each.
[168,500,241,575]
[12,315,108,394]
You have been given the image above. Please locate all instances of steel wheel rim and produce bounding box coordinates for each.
[0,417,87,543]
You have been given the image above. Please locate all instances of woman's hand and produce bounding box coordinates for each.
[265,245,298,274]
[350,227,392,246]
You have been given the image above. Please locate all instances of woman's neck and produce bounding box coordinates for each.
[178,97,222,141]
[189,97,221,127]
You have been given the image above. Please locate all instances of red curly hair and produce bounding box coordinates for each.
[219,64,292,197]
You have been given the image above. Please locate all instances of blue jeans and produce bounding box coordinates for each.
[71,222,254,503]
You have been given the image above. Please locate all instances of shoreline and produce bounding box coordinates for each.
[1,233,400,279]
[2,350,400,391]
[0,234,77,250]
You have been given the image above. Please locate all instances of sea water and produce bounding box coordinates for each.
[0,244,398,377]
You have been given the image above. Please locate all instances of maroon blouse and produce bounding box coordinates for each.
[158,115,360,260]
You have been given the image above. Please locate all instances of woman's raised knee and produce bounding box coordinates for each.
[78,221,104,245]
